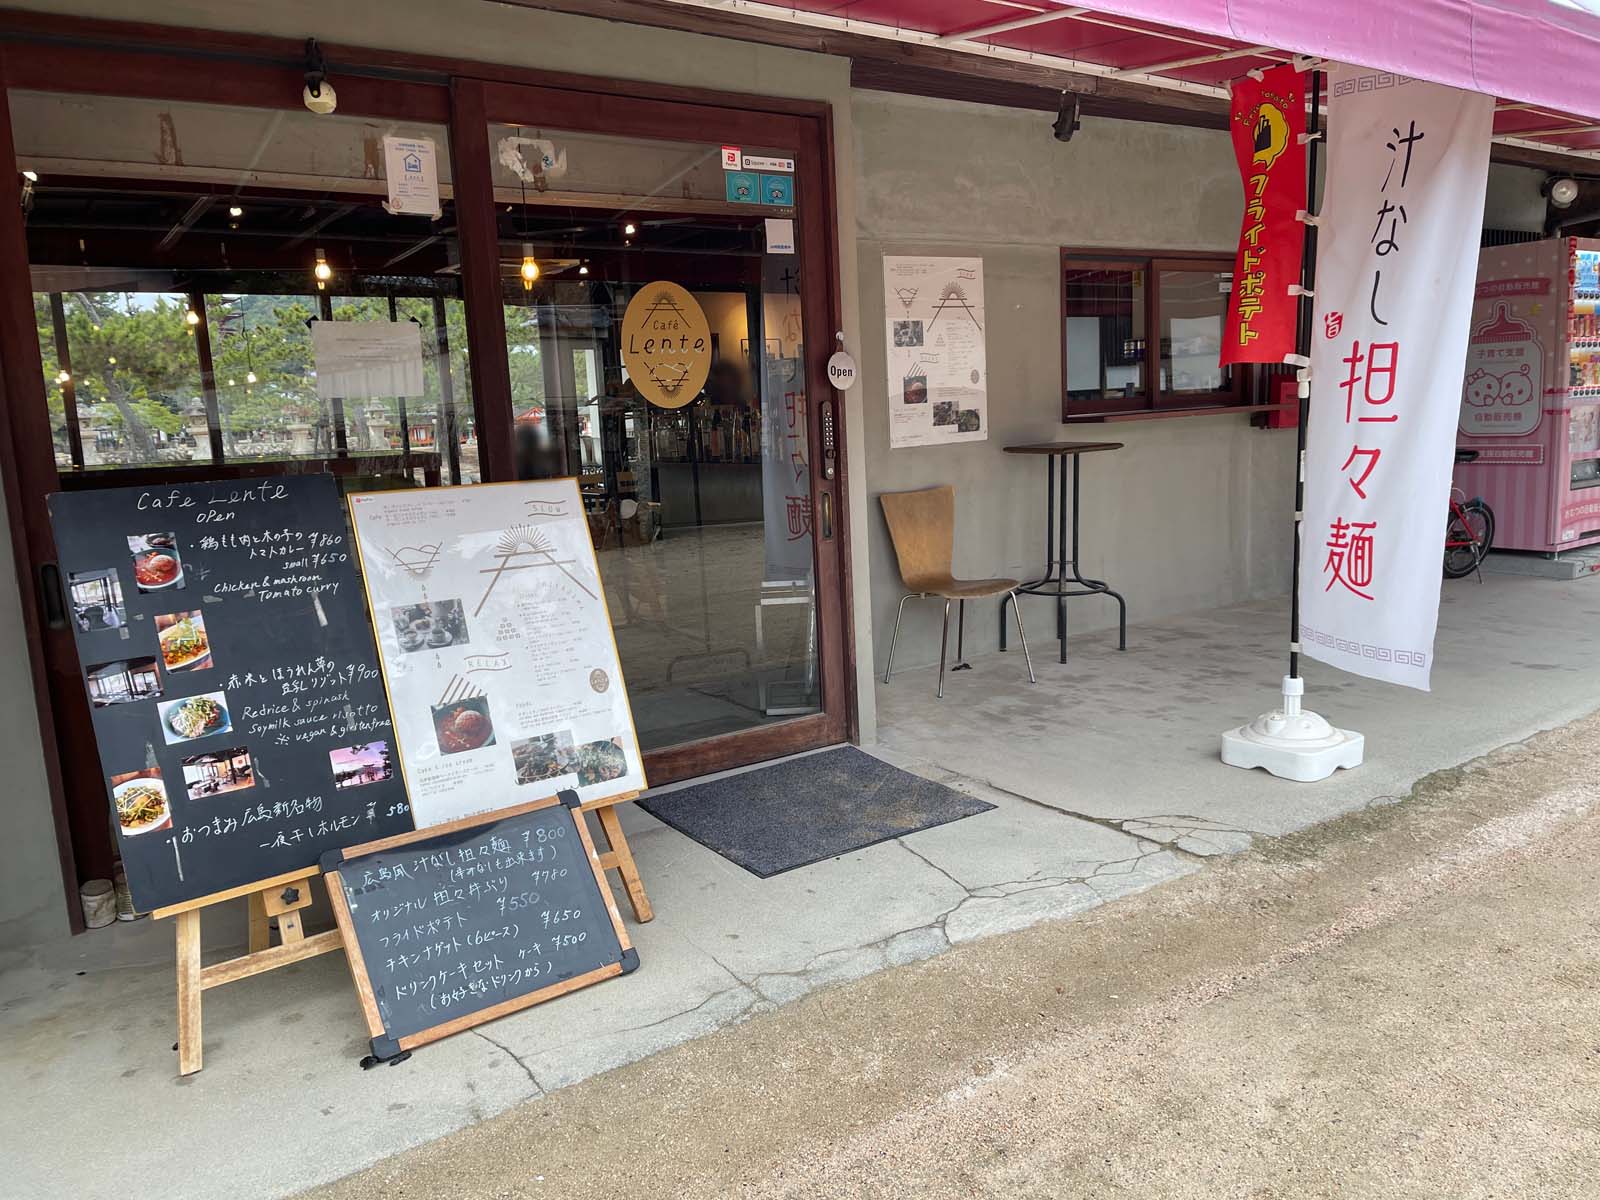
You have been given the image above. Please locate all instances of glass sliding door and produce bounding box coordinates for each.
[472,87,849,780]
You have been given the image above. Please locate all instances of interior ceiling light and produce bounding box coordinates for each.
[1550,177,1581,209]
[55,369,69,384]
[520,243,540,289]
[184,307,200,326]
[579,263,589,276]
[302,38,337,115]
[21,169,37,182]
[623,222,637,236]
[228,205,244,218]
[314,247,332,290]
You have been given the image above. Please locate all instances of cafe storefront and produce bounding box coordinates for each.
[0,7,860,933]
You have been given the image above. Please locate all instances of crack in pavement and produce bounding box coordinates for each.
[470,1028,545,1095]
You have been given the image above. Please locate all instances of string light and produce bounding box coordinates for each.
[313,247,332,290]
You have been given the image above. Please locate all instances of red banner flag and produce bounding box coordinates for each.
[1221,64,1307,366]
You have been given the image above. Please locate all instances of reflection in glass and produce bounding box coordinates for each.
[492,119,817,749]
[1158,268,1231,395]
[1064,267,1146,403]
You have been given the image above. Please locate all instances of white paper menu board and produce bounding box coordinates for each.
[347,480,646,827]
[883,255,988,448]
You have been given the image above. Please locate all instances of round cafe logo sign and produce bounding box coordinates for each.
[621,281,712,409]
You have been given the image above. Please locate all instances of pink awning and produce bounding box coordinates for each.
[760,2,1600,154]
[1064,0,1600,119]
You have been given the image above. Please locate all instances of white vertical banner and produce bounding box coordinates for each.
[1298,67,1494,691]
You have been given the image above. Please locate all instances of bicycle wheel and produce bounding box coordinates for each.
[1444,500,1494,579]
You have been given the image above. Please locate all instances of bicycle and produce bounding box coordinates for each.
[1444,449,1495,580]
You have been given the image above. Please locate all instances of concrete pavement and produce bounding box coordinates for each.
[306,706,1600,1200]
[6,572,1600,1199]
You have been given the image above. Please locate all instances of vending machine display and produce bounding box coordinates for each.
[1455,238,1600,552]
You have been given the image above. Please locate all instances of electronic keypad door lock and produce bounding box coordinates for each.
[820,397,837,481]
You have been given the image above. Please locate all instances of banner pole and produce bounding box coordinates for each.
[1288,68,1323,681]
[1221,64,1363,781]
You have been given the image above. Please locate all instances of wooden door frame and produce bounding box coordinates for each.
[0,10,856,930]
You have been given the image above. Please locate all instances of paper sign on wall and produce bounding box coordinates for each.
[348,480,647,828]
[764,218,796,254]
[884,256,988,448]
[311,321,426,400]
[382,135,441,218]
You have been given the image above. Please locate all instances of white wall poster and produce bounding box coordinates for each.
[348,480,646,827]
[883,256,987,447]
[310,320,426,400]
[1298,66,1494,690]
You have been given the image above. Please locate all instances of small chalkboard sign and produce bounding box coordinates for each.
[322,790,637,1063]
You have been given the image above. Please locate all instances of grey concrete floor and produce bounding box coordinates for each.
[5,571,1600,1199]
[307,699,1600,1200]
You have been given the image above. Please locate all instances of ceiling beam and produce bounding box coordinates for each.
[933,7,1087,46]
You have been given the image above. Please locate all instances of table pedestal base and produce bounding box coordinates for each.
[1220,675,1364,782]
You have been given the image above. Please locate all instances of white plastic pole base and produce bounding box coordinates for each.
[1220,675,1364,782]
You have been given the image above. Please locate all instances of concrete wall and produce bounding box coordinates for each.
[852,92,1297,674]
[0,0,871,951]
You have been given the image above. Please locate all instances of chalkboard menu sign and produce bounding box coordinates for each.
[48,476,413,912]
[323,791,636,1061]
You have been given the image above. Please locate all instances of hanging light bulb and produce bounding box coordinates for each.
[185,306,200,327]
[228,205,244,218]
[578,262,589,276]
[55,368,69,384]
[519,243,540,290]
[623,222,637,236]
[313,247,332,290]
[107,355,117,365]
[227,378,236,387]
[246,369,258,385]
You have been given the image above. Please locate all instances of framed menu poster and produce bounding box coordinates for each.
[47,476,413,912]
[347,479,646,827]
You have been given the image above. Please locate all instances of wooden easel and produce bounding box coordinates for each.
[583,791,653,923]
[153,865,344,1076]
[153,796,650,1075]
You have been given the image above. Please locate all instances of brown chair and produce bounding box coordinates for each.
[879,485,1035,698]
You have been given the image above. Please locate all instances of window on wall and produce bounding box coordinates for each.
[1061,250,1242,419]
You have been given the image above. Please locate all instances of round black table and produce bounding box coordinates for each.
[999,441,1128,664]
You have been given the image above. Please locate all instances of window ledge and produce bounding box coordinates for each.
[1066,403,1292,424]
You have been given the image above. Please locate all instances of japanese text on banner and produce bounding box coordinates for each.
[1221,64,1306,366]
[1298,68,1494,691]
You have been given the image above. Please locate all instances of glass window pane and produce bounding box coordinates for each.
[491,123,816,750]
[1158,268,1231,395]
[1064,266,1146,404]
[15,90,477,488]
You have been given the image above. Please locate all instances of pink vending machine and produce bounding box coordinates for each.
[1456,237,1600,553]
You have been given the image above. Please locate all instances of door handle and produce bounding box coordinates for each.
[818,490,833,540]
[39,562,67,631]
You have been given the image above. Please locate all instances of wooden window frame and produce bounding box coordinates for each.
[1061,247,1245,421]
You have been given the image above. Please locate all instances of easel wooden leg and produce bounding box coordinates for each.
[247,890,270,954]
[594,804,653,923]
[175,908,203,1076]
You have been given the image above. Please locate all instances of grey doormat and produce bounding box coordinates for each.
[638,745,995,878]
